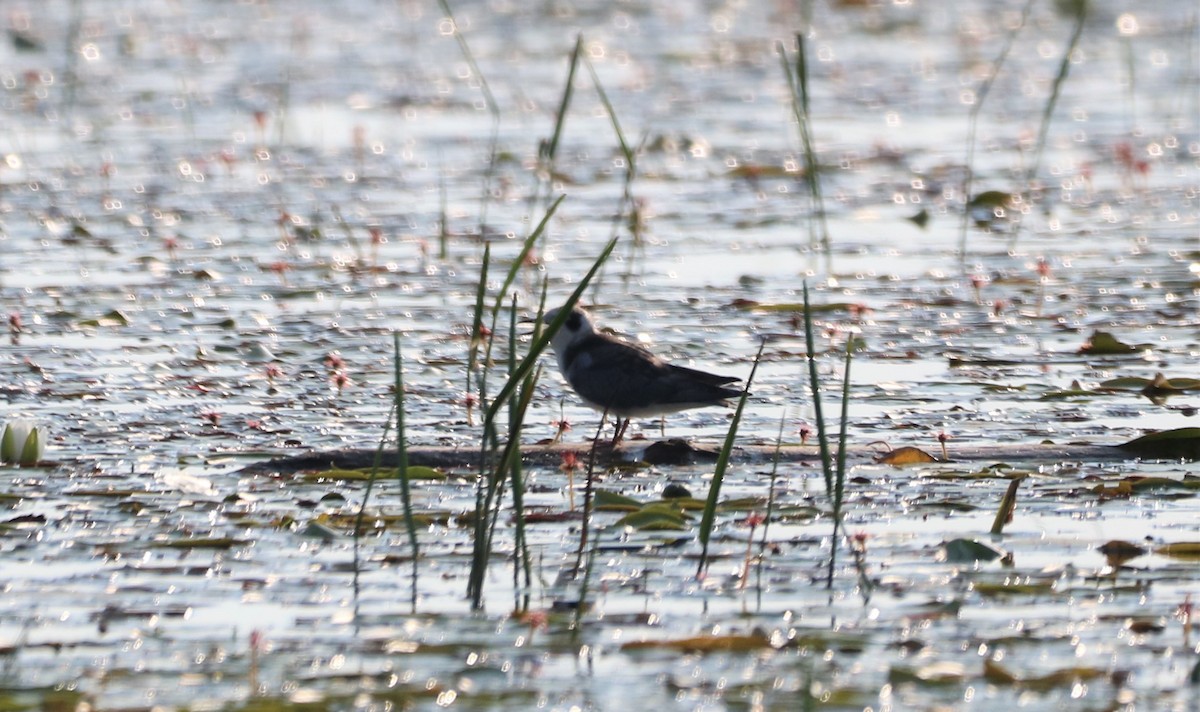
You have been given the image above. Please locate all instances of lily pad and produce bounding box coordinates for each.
[968,190,1014,209]
[1078,330,1143,355]
[614,504,691,531]
[1118,428,1200,461]
[876,446,939,465]
[940,538,1005,563]
[1154,542,1200,560]
[594,489,643,511]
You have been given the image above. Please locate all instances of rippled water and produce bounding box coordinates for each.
[0,0,1198,709]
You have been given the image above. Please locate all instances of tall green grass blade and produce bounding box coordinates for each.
[696,340,765,578]
[802,282,857,591]
[477,195,564,420]
[827,337,853,590]
[482,363,541,597]
[1011,0,1087,251]
[529,35,582,218]
[436,0,500,238]
[480,236,618,430]
[585,57,633,168]
[572,529,600,637]
[470,360,543,610]
[467,236,618,609]
[958,0,1035,262]
[760,409,788,552]
[1029,1,1088,185]
[506,294,533,612]
[546,35,582,176]
[352,398,398,621]
[352,409,393,536]
[571,407,609,578]
[490,195,566,320]
[779,36,830,259]
[467,243,491,403]
[802,282,834,495]
[392,332,420,613]
[583,53,645,285]
[990,477,1023,535]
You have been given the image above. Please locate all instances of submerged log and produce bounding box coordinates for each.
[236,439,1131,476]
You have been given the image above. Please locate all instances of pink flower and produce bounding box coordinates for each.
[324,353,345,371]
[742,512,766,528]
[560,451,580,473]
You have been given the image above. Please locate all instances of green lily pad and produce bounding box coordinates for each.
[968,190,1014,209]
[973,580,1055,597]
[1078,330,1142,355]
[594,489,643,511]
[1155,542,1200,560]
[300,466,445,482]
[941,538,1005,563]
[614,505,690,531]
[1118,428,1200,461]
[156,536,248,549]
[77,309,132,328]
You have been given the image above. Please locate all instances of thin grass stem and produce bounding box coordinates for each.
[436,0,501,238]
[571,407,608,578]
[696,340,765,579]
[1011,1,1087,251]
[391,332,420,613]
[525,35,582,225]
[827,337,853,591]
[467,236,618,609]
[1028,1,1088,190]
[583,54,645,286]
[802,282,856,592]
[802,282,833,496]
[778,35,830,263]
[957,0,1035,263]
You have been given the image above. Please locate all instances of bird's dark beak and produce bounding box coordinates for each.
[518,314,542,336]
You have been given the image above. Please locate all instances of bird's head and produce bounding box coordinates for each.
[542,304,594,353]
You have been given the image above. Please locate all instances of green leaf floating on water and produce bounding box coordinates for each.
[1039,380,1096,400]
[622,631,771,653]
[1099,376,1158,389]
[940,538,1005,563]
[968,190,1014,209]
[973,579,1056,597]
[300,466,446,482]
[1078,330,1144,355]
[614,504,691,531]
[1099,372,1200,389]
[1155,542,1200,560]
[156,536,247,549]
[888,661,967,686]
[77,309,132,328]
[1118,428,1200,461]
[594,489,643,511]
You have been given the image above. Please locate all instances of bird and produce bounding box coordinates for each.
[542,304,743,444]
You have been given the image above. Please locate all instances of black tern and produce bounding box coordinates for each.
[542,305,743,444]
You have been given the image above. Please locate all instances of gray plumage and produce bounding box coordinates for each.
[542,305,742,419]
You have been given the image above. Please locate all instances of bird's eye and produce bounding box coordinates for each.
[566,312,582,331]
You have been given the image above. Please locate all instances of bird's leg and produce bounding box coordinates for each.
[659,415,666,438]
[611,418,630,447]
